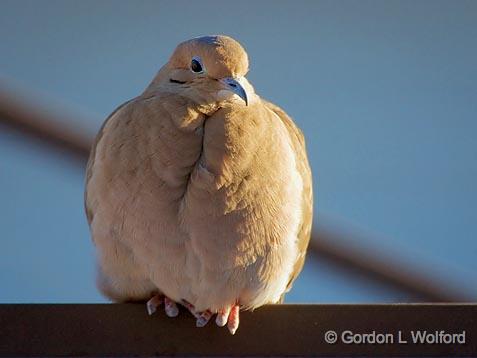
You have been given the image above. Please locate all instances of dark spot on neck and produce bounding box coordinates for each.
[170,79,186,84]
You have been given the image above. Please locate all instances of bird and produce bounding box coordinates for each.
[84,35,312,335]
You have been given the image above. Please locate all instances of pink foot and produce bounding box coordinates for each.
[227,304,240,335]
[215,306,231,327]
[196,310,213,327]
[181,299,201,319]
[180,300,241,335]
[181,300,213,327]
[146,294,179,317]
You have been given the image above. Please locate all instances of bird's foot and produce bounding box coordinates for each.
[196,310,214,327]
[182,300,240,335]
[225,304,240,335]
[181,299,213,326]
[146,294,179,317]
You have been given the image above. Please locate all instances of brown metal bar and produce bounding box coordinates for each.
[0,85,474,303]
[0,304,476,357]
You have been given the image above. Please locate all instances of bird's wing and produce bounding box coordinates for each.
[84,98,136,230]
[263,100,313,300]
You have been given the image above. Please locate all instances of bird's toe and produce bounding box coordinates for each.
[195,310,213,327]
[146,294,163,315]
[146,294,180,318]
[181,299,201,319]
[215,306,231,327]
[180,299,240,333]
[227,304,240,335]
[164,296,179,317]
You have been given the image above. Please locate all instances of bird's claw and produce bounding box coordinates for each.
[146,295,163,315]
[226,304,240,335]
[164,296,179,317]
[181,299,212,326]
[182,299,240,334]
[181,299,200,319]
[148,296,240,334]
[196,310,213,327]
[146,294,178,317]
[215,306,231,327]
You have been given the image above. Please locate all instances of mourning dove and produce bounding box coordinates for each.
[85,35,312,334]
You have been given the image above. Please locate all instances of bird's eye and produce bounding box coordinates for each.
[190,57,204,73]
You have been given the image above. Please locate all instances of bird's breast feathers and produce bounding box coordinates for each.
[87,95,305,310]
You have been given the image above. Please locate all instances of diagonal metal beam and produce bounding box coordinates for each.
[309,230,470,302]
[0,85,473,303]
[0,87,91,162]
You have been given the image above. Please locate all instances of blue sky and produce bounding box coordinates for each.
[1,0,476,303]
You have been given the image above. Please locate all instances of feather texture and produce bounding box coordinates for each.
[85,35,312,313]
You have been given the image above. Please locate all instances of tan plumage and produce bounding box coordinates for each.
[85,35,312,333]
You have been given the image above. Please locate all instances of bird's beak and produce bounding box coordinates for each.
[219,77,249,106]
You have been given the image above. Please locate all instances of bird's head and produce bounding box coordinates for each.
[145,35,254,111]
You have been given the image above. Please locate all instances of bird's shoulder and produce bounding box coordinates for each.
[84,91,204,227]
[262,100,306,153]
[84,97,139,226]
